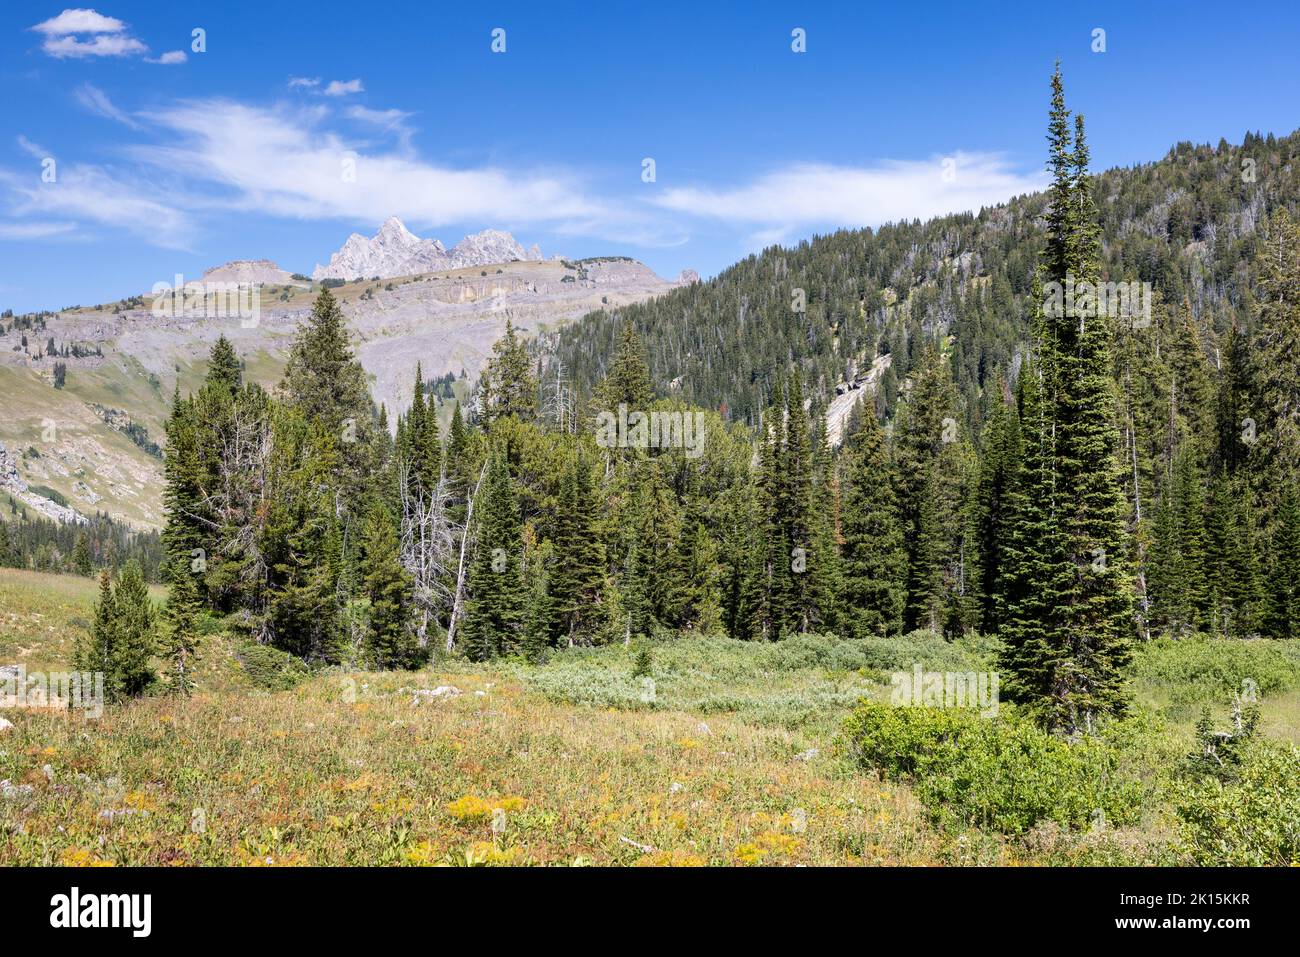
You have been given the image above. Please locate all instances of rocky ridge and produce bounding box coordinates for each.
[312,218,545,281]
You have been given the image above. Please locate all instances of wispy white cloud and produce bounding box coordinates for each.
[288,76,321,90]
[131,99,601,229]
[16,135,51,160]
[74,83,143,130]
[323,78,364,97]
[31,8,147,59]
[0,165,193,249]
[655,154,1045,230]
[0,221,78,240]
[149,50,187,65]
[345,105,416,150]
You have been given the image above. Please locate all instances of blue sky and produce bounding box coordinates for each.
[1,1,1297,313]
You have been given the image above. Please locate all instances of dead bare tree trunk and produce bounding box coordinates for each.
[445,460,489,654]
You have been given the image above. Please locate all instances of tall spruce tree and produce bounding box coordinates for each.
[480,318,538,423]
[550,450,608,644]
[999,68,1134,732]
[460,450,525,660]
[838,396,906,637]
[597,320,655,411]
[968,381,1020,633]
[162,569,201,696]
[363,500,420,668]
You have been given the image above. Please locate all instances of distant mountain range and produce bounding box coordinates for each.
[311,217,545,281]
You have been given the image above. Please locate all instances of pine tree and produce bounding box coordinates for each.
[162,569,201,696]
[550,450,608,644]
[480,318,538,423]
[77,570,118,693]
[78,563,156,702]
[161,385,204,587]
[775,371,831,635]
[998,360,1071,712]
[1251,210,1300,492]
[679,512,723,634]
[71,532,92,577]
[1000,69,1134,732]
[522,549,558,659]
[968,382,1020,633]
[363,501,420,669]
[460,450,525,660]
[207,334,242,394]
[280,288,374,501]
[894,342,962,633]
[597,320,654,411]
[1267,486,1300,639]
[838,396,906,637]
[752,404,787,639]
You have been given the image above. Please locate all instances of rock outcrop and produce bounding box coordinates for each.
[312,217,542,281]
[202,259,305,286]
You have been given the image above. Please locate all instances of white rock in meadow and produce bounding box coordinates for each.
[0,717,14,733]
[413,685,461,703]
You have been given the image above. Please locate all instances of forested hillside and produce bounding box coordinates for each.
[105,69,1296,712]
[547,128,1299,435]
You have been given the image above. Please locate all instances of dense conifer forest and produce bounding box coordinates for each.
[104,68,1294,738]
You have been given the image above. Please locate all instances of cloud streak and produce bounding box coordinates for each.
[131,99,603,229]
[655,153,1045,231]
[74,83,143,129]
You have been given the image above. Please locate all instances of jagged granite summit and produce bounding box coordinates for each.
[312,217,544,281]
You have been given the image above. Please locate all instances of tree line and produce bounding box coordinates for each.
[84,68,1298,736]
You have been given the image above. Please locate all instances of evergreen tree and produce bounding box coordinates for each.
[968,382,1020,633]
[1000,69,1134,731]
[1267,486,1300,639]
[460,450,525,660]
[597,320,655,411]
[550,450,608,644]
[522,549,559,658]
[480,318,538,423]
[162,569,201,696]
[894,342,963,633]
[71,532,93,577]
[363,501,420,669]
[838,396,906,637]
[78,562,156,702]
[280,288,374,501]
[207,334,243,394]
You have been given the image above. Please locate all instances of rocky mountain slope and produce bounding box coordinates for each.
[0,254,683,529]
[312,217,544,281]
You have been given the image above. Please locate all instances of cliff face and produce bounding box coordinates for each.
[311,217,544,281]
[0,256,679,529]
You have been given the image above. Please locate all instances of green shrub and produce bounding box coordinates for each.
[1175,742,1300,865]
[855,629,997,673]
[844,701,1146,835]
[1133,637,1299,705]
[235,641,311,691]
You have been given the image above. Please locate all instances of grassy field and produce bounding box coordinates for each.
[1,567,1296,866]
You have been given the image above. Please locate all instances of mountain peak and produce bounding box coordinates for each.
[312,220,540,280]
